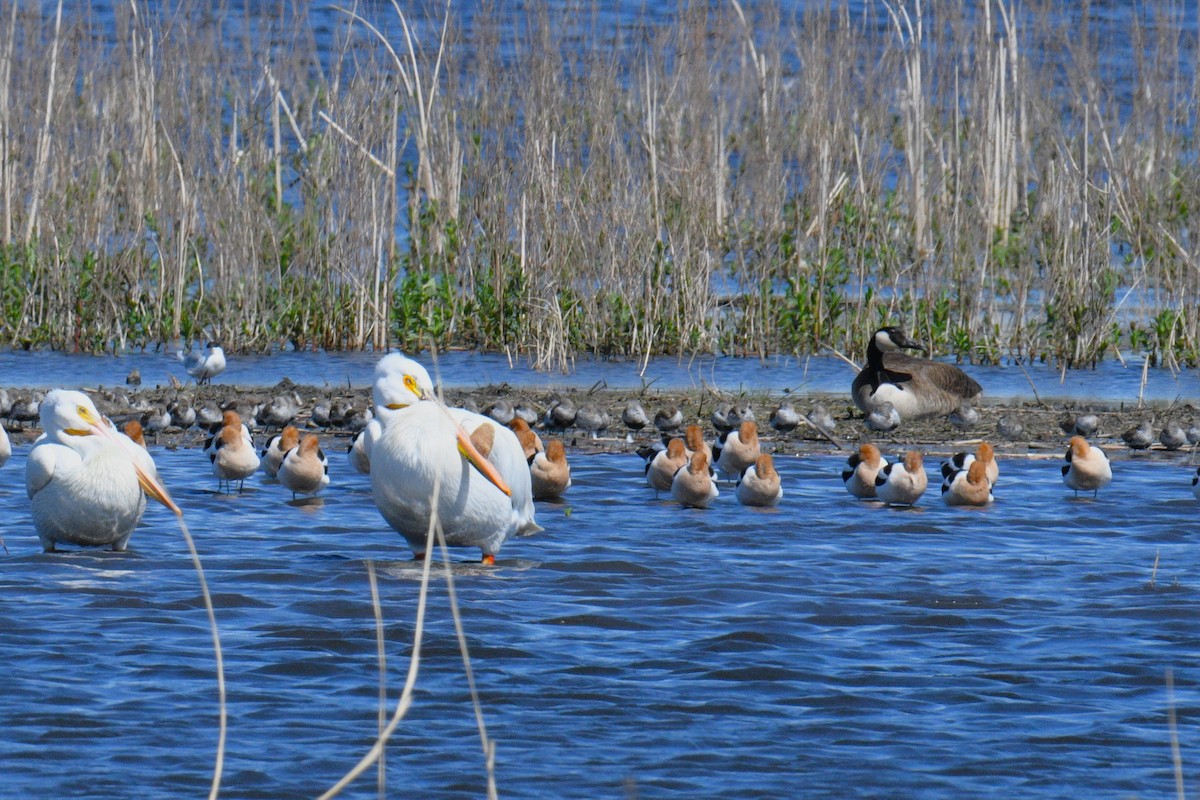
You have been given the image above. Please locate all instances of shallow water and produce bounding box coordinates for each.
[2,347,1199,404]
[1,446,1197,798]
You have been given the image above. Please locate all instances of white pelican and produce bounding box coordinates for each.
[842,444,888,499]
[209,410,259,493]
[942,459,994,506]
[278,433,329,498]
[347,418,381,474]
[671,451,719,508]
[262,425,300,478]
[177,341,226,385]
[26,390,178,551]
[875,451,928,506]
[715,420,760,480]
[1062,435,1112,497]
[370,353,539,563]
[530,440,571,500]
[1,422,12,468]
[853,326,982,419]
[735,453,782,507]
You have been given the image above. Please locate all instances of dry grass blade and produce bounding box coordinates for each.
[173,513,227,800]
[318,477,440,800]
[1166,668,1185,800]
[367,561,388,799]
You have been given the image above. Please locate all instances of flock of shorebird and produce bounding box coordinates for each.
[0,327,1193,562]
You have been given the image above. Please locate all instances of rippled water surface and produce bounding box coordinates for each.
[2,446,1197,798]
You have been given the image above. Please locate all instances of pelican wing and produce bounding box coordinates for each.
[26,443,69,499]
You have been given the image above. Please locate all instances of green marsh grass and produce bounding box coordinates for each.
[2,1,1200,369]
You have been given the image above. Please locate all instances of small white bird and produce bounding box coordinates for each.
[177,342,226,385]
[530,440,571,500]
[671,450,719,509]
[26,390,178,551]
[875,451,928,506]
[209,411,259,493]
[842,444,888,499]
[278,433,329,498]
[735,453,782,507]
[261,425,300,479]
[942,459,994,506]
[1062,435,1112,497]
[715,420,761,480]
[643,438,688,494]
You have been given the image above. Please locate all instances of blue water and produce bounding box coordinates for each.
[1,447,1196,798]
[1,347,1198,404]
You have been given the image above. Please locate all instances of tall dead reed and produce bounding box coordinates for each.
[1,0,1198,369]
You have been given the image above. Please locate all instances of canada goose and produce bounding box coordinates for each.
[715,421,761,479]
[1160,422,1187,451]
[941,459,994,506]
[852,326,982,420]
[1122,421,1154,450]
[530,440,571,500]
[875,451,928,506]
[735,454,783,507]
[671,451,719,509]
[842,444,888,499]
[1062,436,1112,497]
[940,442,999,486]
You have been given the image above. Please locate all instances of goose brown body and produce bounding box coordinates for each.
[853,327,982,419]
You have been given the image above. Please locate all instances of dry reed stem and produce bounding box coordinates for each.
[1166,668,1185,800]
[366,560,387,799]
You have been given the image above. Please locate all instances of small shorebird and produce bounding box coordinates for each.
[948,403,980,430]
[167,395,196,429]
[769,402,800,434]
[1062,435,1112,497]
[530,440,571,500]
[575,405,610,438]
[643,438,688,494]
[1122,421,1154,450]
[508,417,544,461]
[258,392,301,429]
[371,353,538,564]
[513,400,539,426]
[671,451,719,509]
[309,398,332,429]
[806,404,837,435]
[853,326,982,420]
[1160,421,1187,451]
[278,433,329,498]
[26,390,178,551]
[842,444,888,499]
[486,399,515,425]
[177,342,226,385]
[942,459,994,506]
[997,416,1024,440]
[735,453,782,507]
[715,420,760,480]
[261,425,300,479]
[865,401,900,432]
[622,401,650,432]
[683,424,713,464]
[876,451,928,506]
[140,405,171,443]
[544,397,577,433]
[940,442,999,486]
[710,406,734,435]
[654,405,683,435]
[347,418,381,474]
[209,411,259,493]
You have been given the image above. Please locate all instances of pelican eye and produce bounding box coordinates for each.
[403,375,420,395]
[75,404,96,423]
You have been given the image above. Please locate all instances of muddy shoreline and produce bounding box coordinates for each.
[5,380,1199,467]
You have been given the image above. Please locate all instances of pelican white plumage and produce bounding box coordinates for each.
[370,353,539,563]
[0,423,12,468]
[26,390,179,551]
[177,341,226,385]
[347,418,381,474]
